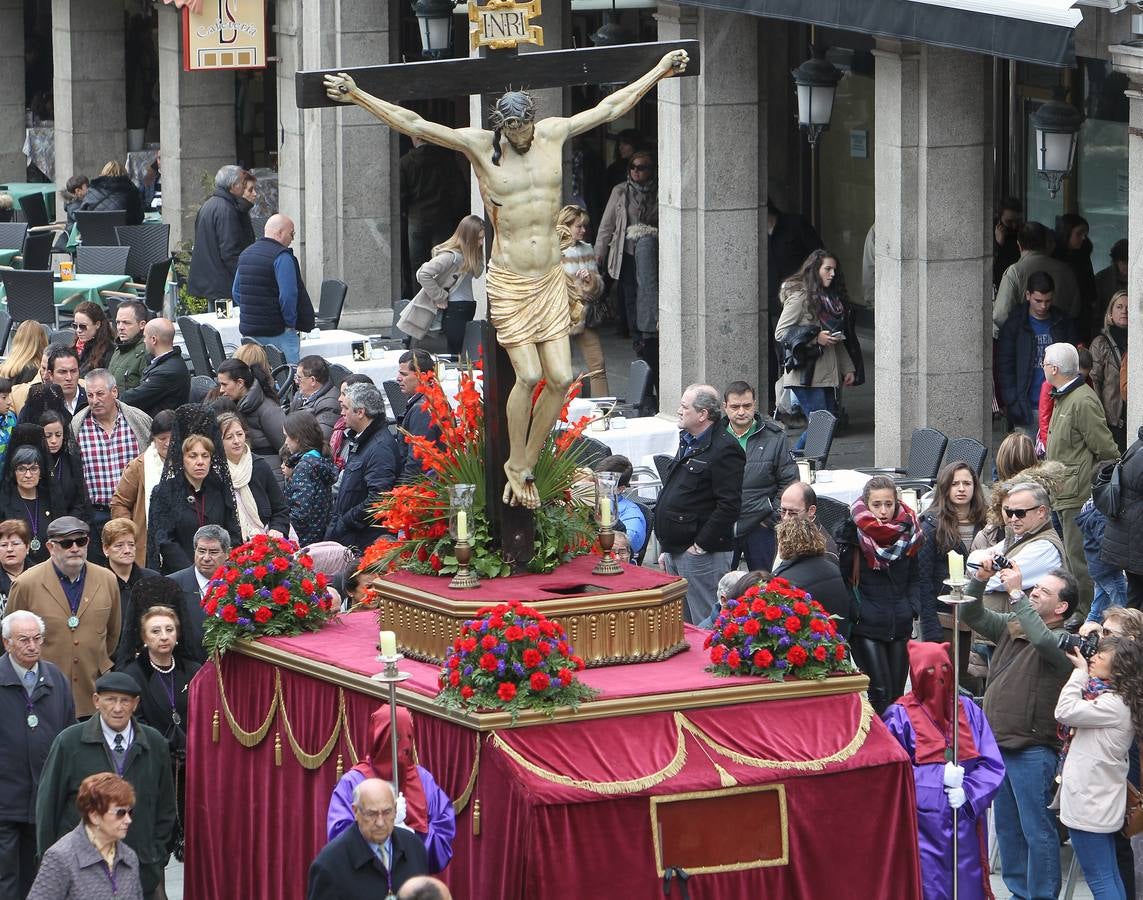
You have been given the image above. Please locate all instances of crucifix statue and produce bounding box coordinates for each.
[322,48,687,509]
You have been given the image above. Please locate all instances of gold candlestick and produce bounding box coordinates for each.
[449,538,480,589]
[592,525,623,575]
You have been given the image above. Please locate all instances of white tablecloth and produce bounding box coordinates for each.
[810,469,871,507]
[579,415,679,466]
[188,313,371,358]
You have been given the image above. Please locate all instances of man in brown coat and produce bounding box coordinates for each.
[6,517,120,716]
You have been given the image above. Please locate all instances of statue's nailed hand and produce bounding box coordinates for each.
[324,72,357,102]
[658,49,689,77]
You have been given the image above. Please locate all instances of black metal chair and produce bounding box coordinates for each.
[0,311,13,355]
[198,322,228,375]
[590,359,653,418]
[262,343,287,371]
[272,364,296,405]
[814,495,852,544]
[16,232,53,271]
[382,380,408,423]
[790,410,838,469]
[241,337,260,346]
[942,437,989,479]
[177,316,213,377]
[2,270,57,326]
[0,222,28,251]
[189,374,216,404]
[461,319,483,365]
[115,224,171,283]
[564,434,612,468]
[328,363,351,389]
[653,454,673,484]
[48,328,76,346]
[314,278,348,330]
[76,245,130,276]
[17,193,50,228]
[101,259,170,315]
[74,210,127,247]
[858,427,949,486]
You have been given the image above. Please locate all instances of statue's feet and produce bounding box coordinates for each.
[502,463,540,509]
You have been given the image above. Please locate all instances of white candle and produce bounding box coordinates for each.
[456,510,468,542]
[600,498,612,527]
[379,630,397,658]
[947,551,964,583]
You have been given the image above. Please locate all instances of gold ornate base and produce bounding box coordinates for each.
[448,566,481,590]
[376,569,690,669]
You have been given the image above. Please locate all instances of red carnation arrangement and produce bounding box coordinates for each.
[704,576,855,682]
[200,534,338,655]
[436,599,597,720]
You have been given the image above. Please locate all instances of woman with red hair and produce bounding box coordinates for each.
[326,705,456,873]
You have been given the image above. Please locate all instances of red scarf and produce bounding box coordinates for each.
[898,641,978,765]
[351,705,429,832]
[850,497,924,571]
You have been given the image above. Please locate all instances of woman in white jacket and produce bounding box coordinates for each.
[557,205,607,396]
[1054,636,1143,900]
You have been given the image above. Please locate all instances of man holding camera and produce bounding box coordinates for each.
[961,557,1075,900]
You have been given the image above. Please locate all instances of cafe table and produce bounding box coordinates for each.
[0,182,56,220]
[0,250,18,267]
[0,273,131,309]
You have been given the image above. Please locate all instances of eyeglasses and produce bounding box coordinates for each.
[1002,506,1041,519]
[14,464,39,475]
[111,807,134,819]
[74,322,93,332]
[779,508,805,518]
[12,634,44,646]
[357,807,395,821]
[50,536,89,549]
[629,164,653,173]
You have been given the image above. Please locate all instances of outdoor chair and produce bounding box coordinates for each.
[564,434,612,468]
[115,224,171,283]
[2,270,57,327]
[177,316,213,377]
[589,359,653,419]
[189,375,216,404]
[857,427,948,487]
[272,364,296,405]
[76,245,130,276]
[74,210,127,247]
[17,192,50,228]
[790,409,838,470]
[942,436,989,479]
[0,222,28,251]
[314,278,348,330]
[814,495,851,543]
[382,380,408,423]
[0,312,13,355]
[262,343,287,371]
[15,231,53,271]
[198,322,228,375]
[328,364,351,390]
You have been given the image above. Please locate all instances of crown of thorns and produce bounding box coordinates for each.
[489,90,536,128]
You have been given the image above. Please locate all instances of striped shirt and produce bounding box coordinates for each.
[78,409,140,506]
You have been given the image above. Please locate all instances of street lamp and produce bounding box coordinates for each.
[1031,88,1082,199]
[412,0,456,59]
[591,0,634,92]
[791,45,842,148]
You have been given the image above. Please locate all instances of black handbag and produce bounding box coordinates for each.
[1092,444,1139,519]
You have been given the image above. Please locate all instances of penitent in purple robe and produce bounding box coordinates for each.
[882,698,1006,900]
[327,765,457,873]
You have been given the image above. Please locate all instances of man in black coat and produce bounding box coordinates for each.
[654,384,745,625]
[326,382,400,552]
[165,525,232,661]
[0,611,75,900]
[308,778,428,900]
[1101,424,1143,607]
[187,165,251,301]
[396,349,442,479]
[121,318,191,415]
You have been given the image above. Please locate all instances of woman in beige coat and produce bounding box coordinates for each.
[110,410,174,567]
[1053,635,1143,899]
[1089,290,1128,450]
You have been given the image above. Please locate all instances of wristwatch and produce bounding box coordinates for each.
[1008,590,1026,604]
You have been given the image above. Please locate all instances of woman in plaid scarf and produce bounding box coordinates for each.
[837,475,925,713]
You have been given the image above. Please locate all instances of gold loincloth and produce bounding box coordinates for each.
[487,262,578,349]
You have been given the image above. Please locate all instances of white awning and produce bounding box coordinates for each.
[906,0,1082,29]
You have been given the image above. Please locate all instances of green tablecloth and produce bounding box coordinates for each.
[0,273,130,310]
[0,249,17,266]
[0,183,56,220]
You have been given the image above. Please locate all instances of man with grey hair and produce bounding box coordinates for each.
[327,382,400,550]
[232,213,315,365]
[122,318,191,415]
[0,610,74,899]
[654,384,745,624]
[1043,341,1119,620]
[187,163,253,301]
[166,524,231,660]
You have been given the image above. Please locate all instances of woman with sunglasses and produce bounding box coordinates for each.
[28,773,144,900]
[72,301,115,376]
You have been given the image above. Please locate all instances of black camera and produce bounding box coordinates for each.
[1057,631,1100,659]
[992,554,1013,570]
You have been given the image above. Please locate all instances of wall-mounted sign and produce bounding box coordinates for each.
[468,0,544,52]
[183,0,267,71]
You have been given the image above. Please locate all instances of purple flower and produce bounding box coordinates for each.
[778,637,791,648]
[243,568,254,576]
[512,662,526,676]
[479,621,489,632]
[259,589,270,598]
[493,643,508,657]
[462,665,473,677]
[775,659,788,669]
[768,626,785,637]
[496,659,507,676]
[237,617,252,626]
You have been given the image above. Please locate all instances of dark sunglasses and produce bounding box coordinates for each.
[111,807,134,819]
[1002,506,1040,519]
[51,536,89,549]
[629,164,653,173]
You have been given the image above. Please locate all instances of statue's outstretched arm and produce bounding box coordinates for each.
[562,49,689,139]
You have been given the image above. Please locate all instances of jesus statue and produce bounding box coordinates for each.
[324,49,688,509]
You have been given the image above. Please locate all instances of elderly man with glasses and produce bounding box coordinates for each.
[0,610,74,900]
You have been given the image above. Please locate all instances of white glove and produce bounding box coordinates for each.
[943,762,964,789]
[945,786,966,810]
[394,792,412,832]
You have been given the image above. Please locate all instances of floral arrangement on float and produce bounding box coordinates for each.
[705,577,856,681]
[436,599,596,719]
[200,535,338,655]
[360,367,598,580]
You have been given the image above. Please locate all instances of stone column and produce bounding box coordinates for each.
[873,41,992,464]
[157,6,237,247]
[0,0,24,179]
[1110,45,1143,435]
[52,0,126,181]
[657,3,764,412]
[276,0,399,331]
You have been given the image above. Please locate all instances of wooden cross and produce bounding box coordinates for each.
[295,38,700,565]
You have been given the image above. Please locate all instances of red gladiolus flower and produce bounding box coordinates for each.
[253,565,268,579]
[727,650,741,669]
[271,586,290,606]
[530,672,550,691]
[460,685,474,700]
[785,616,802,634]
[273,557,289,571]
[793,601,810,616]
[416,546,429,563]
[498,683,517,702]
[743,618,761,636]
[522,648,542,668]
[558,668,573,686]
[711,645,726,664]
[430,554,442,571]
[787,645,808,667]
[763,606,782,621]
[835,644,846,661]
[293,603,310,618]
[221,604,238,623]
[753,649,773,668]
[813,645,828,662]
[481,634,498,650]
[504,626,524,642]
[254,606,272,624]
[237,583,255,600]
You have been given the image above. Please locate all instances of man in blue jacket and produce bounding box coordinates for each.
[997,270,1077,434]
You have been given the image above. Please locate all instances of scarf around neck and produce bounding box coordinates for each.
[851,498,924,571]
[1056,675,1112,774]
[227,450,265,540]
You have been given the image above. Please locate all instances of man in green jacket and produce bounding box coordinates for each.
[1044,341,1120,620]
[36,671,175,899]
[107,300,150,393]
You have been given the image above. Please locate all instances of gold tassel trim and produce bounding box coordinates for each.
[675,699,873,772]
[214,653,279,747]
[211,710,219,743]
[451,733,481,814]
[714,762,738,787]
[472,798,481,836]
[276,682,346,770]
[274,732,282,766]
[490,724,687,795]
[335,753,344,781]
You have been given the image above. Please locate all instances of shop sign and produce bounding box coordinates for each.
[468,0,544,52]
[183,0,267,71]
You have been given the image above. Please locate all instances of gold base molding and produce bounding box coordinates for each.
[375,575,691,669]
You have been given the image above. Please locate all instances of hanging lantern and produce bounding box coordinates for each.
[791,45,842,148]
[412,0,456,60]
[1031,88,1082,199]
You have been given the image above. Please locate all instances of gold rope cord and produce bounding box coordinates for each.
[675,698,873,772]
[451,733,482,814]
[214,654,279,747]
[277,683,347,770]
[489,725,688,795]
